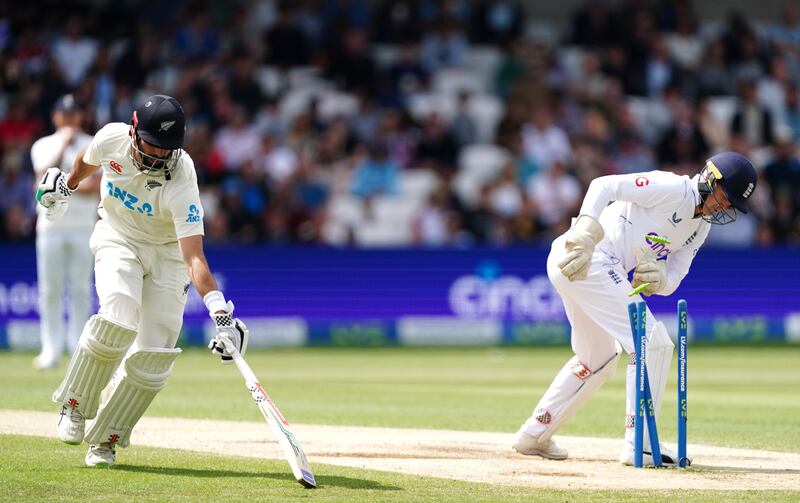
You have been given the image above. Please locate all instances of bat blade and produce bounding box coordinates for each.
[247,380,317,488]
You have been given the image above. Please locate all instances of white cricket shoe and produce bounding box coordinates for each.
[57,403,85,445]
[620,441,693,467]
[86,443,116,467]
[512,431,568,460]
[33,353,60,370]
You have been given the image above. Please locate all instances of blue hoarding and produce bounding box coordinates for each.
[1,244,797,348]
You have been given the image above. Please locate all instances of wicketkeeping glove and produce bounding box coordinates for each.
[35,167,73,221]
[208,300,249,365]
[557,215,605,281]
[632,254,667,296]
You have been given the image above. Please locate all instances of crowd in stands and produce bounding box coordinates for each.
[2,0,800,246]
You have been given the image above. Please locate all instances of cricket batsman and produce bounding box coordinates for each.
[511,152,757,465]
[35,94,249,467]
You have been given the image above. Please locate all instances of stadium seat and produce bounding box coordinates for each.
[433,68,487,96]
[452,144,510,207]
[467,94,505,143]
[398,169,441,199]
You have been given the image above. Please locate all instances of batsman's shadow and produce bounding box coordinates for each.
[111,465,401,490]
[691,464,800,475]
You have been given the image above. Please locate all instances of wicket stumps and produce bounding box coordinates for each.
[677,299,688,468]
[627,302,661,467]
[627,299,689,469]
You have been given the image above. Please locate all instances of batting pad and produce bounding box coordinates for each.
[85,348,181,448]
[644,321,673,444]
[52,315,137,419]
[535,349,621,442]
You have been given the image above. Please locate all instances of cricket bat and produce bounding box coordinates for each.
[223,343,316,488]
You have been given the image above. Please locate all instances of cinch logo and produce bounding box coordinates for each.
[105,182,153,216]
[109,160,123,173]
[635,176,649,187]
[644,232,671,259]
[448,260,564,320]
[186,204,201,223]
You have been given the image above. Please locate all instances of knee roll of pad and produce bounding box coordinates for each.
[52,315,137,419]
[85,348,181,448]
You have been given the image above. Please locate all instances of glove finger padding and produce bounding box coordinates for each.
[557,247,591,281]
[632,260,667,295]
[557,215,604,282]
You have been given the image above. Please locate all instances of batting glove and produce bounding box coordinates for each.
[35,167,73,221]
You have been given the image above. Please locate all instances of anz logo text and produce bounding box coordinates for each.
[106,182,153,217]
[186,204,201,223]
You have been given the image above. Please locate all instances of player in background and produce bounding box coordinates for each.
[31,95,98,369]
[511,152,757,466]
[35,94,249,467]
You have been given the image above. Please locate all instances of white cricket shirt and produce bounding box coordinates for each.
[83,123,204,245]
[579,170,711,296]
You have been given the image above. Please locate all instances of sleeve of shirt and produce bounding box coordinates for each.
[579,172,681,220]
[661,224,711,296]
[30,138,51,173]
[83,124,114,166]
[166,158,205,239]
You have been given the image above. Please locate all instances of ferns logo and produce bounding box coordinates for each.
[186,204,201,223]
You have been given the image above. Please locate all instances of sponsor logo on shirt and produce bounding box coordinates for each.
[645,232,671,259]
[635,176,649,187]
[670,212,682,225]
[146,179,163,191]
[186,204,201,223]
[105,181,153,217]
[109,160,123,174]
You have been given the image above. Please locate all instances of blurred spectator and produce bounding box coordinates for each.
[769,2,800,82]
[51,17,97,88]
[763,128,800,221]
[450,91,479,147]
[415,113,458,174]
[265,3,312,68]
[471,0,524,46]
[351,142,399,198]
[258,135,299,186]
[731,79,775,147]
[570,0,615,47]
[526,160,581,232]
[372,0,420,44]
[173,11,219,63]
[657,97,709,166]
[521,105,572,169]
[696,95,730,153]
[783,85,800,141]
[420,17,468,72]
[757,56,792,120]
[695,40,734,96]
[228,48,265,112]
[488,163,524,218]
[665,7,703,71]
[213,105,262,173]
[381,42,429,107]
[326,28,377,96]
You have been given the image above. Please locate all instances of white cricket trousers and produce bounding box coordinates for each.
[520,234,658,439]
[36,226,94,358]
[89,220,190,350]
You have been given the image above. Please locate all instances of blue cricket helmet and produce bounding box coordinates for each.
[703,152,757,213]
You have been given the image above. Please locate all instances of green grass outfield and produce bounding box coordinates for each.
[2,346,799,502]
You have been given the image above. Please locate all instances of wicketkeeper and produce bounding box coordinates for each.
[36,94,249,467]
[512,152,757,465]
